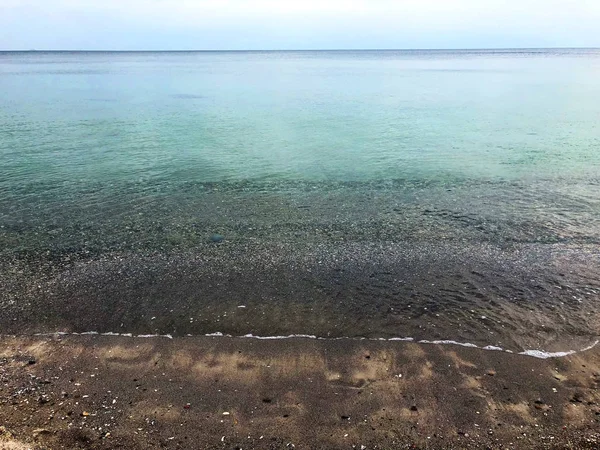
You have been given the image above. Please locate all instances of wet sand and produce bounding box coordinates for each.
[1,335,599,449]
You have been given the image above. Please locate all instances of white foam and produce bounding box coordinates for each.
[419,339,479,348]
[519,340,599,359]
[581,340,599,352]
[137,334,173,339]
[519,350,575,359]
[212,334,599,359]
[242,333,318,340]
[18,332,600,360]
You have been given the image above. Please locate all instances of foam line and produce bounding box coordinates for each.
[418,340,479,348]
[21,332,599,359]
[242,333,318,340]
[518,340,599,359]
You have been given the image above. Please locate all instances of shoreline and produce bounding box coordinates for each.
[1,334,600,449]
[24,332,600,360]
[2,178,600,355]
[2,240,599,354]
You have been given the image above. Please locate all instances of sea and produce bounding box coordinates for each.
[1,49,599,353]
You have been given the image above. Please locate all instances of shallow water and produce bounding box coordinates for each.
[1,49,600,352]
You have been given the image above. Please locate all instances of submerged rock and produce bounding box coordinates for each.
[210,234,224,243]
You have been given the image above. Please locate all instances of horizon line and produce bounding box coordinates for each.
[1,47,599,53]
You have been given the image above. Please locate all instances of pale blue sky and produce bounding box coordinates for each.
[2,0,600,50]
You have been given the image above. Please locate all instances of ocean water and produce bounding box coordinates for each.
[1,49,600,352]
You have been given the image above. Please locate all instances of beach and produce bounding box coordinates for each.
[1,49,600,448]
[1,334,600,449]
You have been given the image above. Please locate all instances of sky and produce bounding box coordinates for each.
[1,0,600,50]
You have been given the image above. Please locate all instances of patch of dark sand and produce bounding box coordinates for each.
[1,335,599,449]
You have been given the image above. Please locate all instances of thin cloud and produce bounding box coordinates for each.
[2,0,600,49]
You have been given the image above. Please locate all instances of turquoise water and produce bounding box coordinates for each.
[1,50,600,351]
[2,50,600,188]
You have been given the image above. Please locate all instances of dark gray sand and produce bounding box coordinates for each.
[1,335,600,449]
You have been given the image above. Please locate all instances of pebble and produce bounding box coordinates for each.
[33,428,51,436]
[570,393,584,403]
[210,234,224,243]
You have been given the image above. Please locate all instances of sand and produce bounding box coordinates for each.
[1,335,599,449]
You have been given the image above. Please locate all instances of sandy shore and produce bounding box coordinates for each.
[1,335,599,449]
